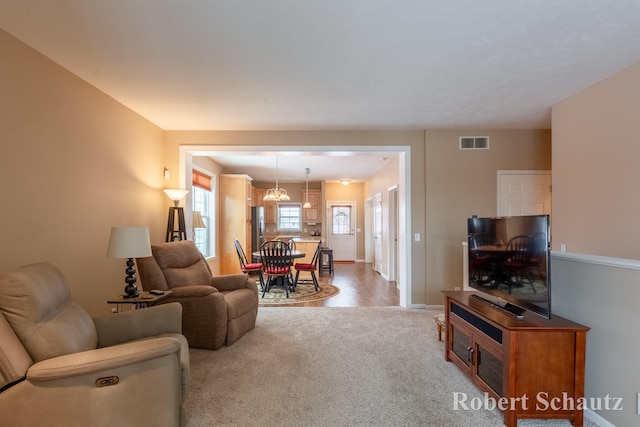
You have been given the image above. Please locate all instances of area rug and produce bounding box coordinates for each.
[257,282,339,304]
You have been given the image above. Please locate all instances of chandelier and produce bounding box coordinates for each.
[263,156,290,201]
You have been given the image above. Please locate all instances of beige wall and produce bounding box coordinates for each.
[551,61,640,426]
[425,130,551,304]
[0,30,166,316]
[553,61,640,259]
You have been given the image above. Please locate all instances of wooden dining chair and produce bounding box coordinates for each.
[293,240,322,291]
[234,238,265,290]
[259,240,294,298]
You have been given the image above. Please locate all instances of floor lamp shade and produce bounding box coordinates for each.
[107,227,152,298]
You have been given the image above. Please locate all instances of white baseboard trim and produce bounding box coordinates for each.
[552,251,640,270]
[584,409,616,427]
[407,303,427,309]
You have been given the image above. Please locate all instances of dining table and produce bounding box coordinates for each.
[470,245,523,289]
[252,250,307,296]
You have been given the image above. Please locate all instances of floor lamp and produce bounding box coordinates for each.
[164,189,189,242]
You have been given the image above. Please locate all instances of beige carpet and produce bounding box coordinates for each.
[181,307,598,427]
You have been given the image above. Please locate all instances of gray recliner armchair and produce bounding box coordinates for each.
[0,262,190,427]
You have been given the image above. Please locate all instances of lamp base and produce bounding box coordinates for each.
[122,258,139,298]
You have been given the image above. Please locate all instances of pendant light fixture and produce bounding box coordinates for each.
[303,168,311,208]
[263,156,290,202]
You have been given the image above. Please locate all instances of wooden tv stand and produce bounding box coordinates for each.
[443,291,589,427]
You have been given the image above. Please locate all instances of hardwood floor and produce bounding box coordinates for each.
[264,262,399,307]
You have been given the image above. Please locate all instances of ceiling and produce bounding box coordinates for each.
[2,1,640,181]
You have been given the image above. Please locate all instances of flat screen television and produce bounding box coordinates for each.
[467,214,551,319]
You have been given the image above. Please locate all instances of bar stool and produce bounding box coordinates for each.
[319,247,334,276]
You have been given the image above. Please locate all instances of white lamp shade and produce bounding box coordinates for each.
[163,189,189,202]
[192,211,206,228]
[107,227,152,258]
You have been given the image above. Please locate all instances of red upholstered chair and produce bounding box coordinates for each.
[293,241,322,292]
[234,238,264,290]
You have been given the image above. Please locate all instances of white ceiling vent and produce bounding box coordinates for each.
[459,136,489,150]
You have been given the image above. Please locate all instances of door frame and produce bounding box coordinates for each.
[178,144,413,308]
[387,185,399,282]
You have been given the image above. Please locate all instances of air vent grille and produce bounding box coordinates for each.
[459,136,489,150]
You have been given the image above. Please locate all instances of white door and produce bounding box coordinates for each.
[498,171,551,216]
[327,201,356,261]
[373,193,383,272]
[387,187,398,281]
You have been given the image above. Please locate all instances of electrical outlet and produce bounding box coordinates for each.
[454,287,461,291]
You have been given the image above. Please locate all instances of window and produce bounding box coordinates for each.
[192,169,214,257]
[332,205,352,235]
[277,203,301,231]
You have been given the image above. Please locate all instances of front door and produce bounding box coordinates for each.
[326,201,356,261]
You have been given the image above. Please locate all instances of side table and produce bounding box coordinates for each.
[107,290,172,313]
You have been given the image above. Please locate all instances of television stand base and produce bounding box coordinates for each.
[443,291,589,427]
[470,293,524,319]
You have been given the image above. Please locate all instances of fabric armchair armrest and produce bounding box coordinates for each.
[165,285,219,298]
[27,337,181,382]
[93,302,182,348]
[211,274,253,292]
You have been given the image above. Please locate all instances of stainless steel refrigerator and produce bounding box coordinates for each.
[251,206,265,262]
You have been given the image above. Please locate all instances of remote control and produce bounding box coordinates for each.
[149,290,164,295]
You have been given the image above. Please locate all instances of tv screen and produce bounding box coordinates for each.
[467,215,551,319]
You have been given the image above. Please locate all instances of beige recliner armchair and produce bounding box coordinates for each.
[137,240,259,350]
[0,262,190,427]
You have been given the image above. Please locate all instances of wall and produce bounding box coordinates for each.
[0,29,165,316]
[551,61,640,426]
[424,129,551,305]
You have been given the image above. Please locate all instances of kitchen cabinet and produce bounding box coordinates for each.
[220,174,253,274]
[254,188,276,224]
[301,189,321,223]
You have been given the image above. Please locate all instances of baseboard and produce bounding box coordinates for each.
[584,409,616,427]
[425,304,444,311]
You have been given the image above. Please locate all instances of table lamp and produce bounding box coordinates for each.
[107,226,152,298]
